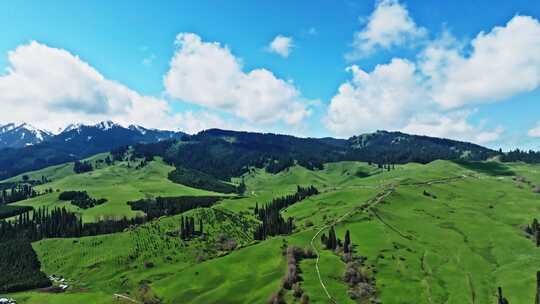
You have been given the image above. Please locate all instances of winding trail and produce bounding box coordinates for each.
[310,174,470,303]
[113,294,140,303]
[310,185,395,303]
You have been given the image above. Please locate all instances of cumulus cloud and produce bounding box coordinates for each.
[325,58,427,135]
[175,111,233,134]
[267,35,294,58]
[0,41,182,131]
[327,14,540,144]
[324,59,502,143]
[421,15,540,109]
[402,111,503,144]
[528,122,540,138]
[164,33,311,125]
[347,0,426,59]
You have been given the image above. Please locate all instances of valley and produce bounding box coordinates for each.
[3,1,540,303]
[1,138,540,303]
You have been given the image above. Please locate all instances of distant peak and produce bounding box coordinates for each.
[0,123,17,133]
[62,121,121,134]
[0,122,52,142]
[63,123,83,133]
[94,120,119,130]
[17,123,48,133]
[128,124,148,134]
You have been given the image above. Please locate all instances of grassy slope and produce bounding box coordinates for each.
[6,160,540,303]
[11,157,219,222]
[3,153,109,183]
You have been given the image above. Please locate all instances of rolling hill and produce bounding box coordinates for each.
[1,129,539,304]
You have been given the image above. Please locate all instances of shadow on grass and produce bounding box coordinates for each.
[452,161,515,176]
[355,169,371,178]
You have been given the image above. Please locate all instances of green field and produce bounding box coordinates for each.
[6,156,220,222]
[3,158,540,303]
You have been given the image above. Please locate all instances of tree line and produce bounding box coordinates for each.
[500,149,540,164]
[254,186,319,240]
[168,166,240,194]
[58,190,107,209]
[179,215,203,240]
[128,195,224,220]
[0,184,39,205]
[0,238,51,293]
[73,160,93,173]
[321,227,352,253]
[0,205,33,220]
[0,207,146,242]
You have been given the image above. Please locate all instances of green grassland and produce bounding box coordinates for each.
[7,156,220,222]
[4,158,540,303]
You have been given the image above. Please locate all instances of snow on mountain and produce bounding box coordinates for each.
[0,123,53,149]
[94,120,120,131]
[0,120,186,151]
[128,124,148,135]
[0,123,17,134]
[62,123,83,134]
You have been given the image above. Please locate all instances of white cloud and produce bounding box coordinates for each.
[528,122,540,138]
[421,15,540,109]
[402,111,503,144]
[324,58,502,143]
[175,111,233,134]
[325,58,427,135]
[347,0,426,59]
[267,35,294,58]
[327,14,540,144]
[0,41,180,131]
[164,33,311,125]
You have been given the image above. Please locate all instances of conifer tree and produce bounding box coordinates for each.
[326,226,337,250]
[497,286,509,304]
[344,230,351,253]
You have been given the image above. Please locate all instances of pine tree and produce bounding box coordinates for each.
[344,230,351,253]
[326,226,337,250]
[180,217,185,239]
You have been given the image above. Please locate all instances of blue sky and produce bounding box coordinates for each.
[0,0,539,150]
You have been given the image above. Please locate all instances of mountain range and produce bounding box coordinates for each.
[0,121,498,181]
[0,123,53,149]
[0,121,186,179]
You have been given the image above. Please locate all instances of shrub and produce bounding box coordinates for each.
[58,191,107,209]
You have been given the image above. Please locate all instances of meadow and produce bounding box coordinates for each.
[4,157,540,303]
[6,155,220,222]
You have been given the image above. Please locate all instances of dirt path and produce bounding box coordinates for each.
[113,294,140,303]
[310,186,395,303]
[311,174,469,303]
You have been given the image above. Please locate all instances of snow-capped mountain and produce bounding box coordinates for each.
[0,123,53,149]
[54,121,183,144]
[0,121,186,180]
